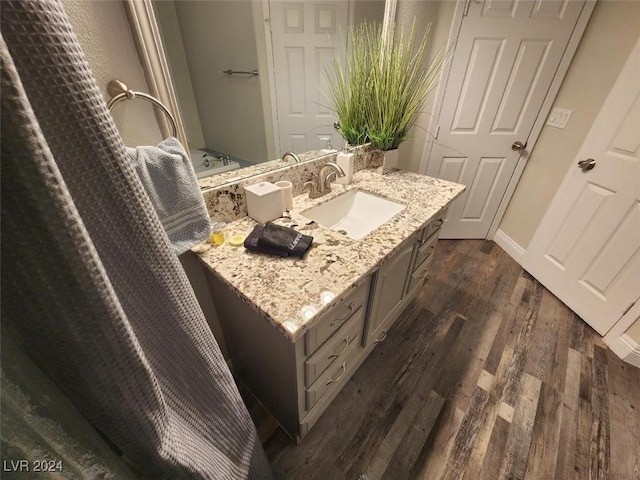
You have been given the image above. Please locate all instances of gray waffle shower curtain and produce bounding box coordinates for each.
[0,1,272,478]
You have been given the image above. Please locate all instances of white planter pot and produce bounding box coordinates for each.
[382,148,400,174]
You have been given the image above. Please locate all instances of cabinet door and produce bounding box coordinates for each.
[365,241,415,344]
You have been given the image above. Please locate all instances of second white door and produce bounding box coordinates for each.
[425,0,586,238]
[521,39,640,336]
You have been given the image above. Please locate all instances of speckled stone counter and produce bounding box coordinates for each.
[197,149,333,191]
[194,168,465,342]
[198,146,384,222]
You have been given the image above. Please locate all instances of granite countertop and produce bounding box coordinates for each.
[194,168,465,342]
[198,149,332,190]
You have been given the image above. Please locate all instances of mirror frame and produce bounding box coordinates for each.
[122,1,188,148]
[123,0,397,185]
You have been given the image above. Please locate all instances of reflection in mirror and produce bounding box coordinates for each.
[149,0,386,182]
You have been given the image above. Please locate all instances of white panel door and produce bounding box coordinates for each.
[522,39,640,336]
[426,0,585,238]
[269,1,348,154]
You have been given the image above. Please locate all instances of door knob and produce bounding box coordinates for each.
[577,158,596,172]
[511,140,527,151]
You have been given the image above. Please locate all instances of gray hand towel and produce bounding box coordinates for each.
[126,137,211,255]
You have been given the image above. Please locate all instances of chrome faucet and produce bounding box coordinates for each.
[282,151,301,163]
[203,152,231,167]
[303,162,346,199]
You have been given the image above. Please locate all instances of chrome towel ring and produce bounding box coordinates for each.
[106,79,178,137]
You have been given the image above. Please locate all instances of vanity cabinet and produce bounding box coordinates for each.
[364,211,445,347]
[207,270,372,442]
[206,209,447,442]
[364,236,416,345]
[405,228,439,298]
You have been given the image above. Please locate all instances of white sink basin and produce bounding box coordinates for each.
[301,189,405,239]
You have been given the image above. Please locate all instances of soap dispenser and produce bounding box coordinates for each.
[321,137,336,154]
[335,144,354,185]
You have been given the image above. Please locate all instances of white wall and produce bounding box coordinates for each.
[396,0,456,171]
[63,0,163,146]
[154,1,206,150]
[353,0,386,24]
[498,0,640,249]
[173,1,269,163]
[251,1,277,162]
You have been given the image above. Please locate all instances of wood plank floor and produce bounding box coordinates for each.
[242,240,640,480]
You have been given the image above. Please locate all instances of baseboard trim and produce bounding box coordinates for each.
[605,333,640,368]
[492,229,525,264]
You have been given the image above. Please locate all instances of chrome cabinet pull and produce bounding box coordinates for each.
[328,335,351,358]
[326,362,347,385]
[330,301,355,327]
[374,331,388,344]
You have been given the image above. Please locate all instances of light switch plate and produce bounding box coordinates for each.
[546,107,572,129]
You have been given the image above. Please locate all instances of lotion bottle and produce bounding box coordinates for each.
[335,144,354,185]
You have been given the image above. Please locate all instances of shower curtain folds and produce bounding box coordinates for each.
[0,1,272,478]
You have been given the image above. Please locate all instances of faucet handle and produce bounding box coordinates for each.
[303,180,320,198]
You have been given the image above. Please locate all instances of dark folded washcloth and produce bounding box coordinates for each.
[259,222,313,258]
[244,224,289,257]
[244,222,313,258]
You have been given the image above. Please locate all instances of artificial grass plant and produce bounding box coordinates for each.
[367,20,445,151]
[323,22,378,146]
[324,20,444,151]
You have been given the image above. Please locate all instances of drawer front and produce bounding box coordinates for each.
[420,211,446,241]
[305,279,370,354]
[305,336,362,411]
[413,232,438,273]
[406,248,436,298]
[305,306,365,387]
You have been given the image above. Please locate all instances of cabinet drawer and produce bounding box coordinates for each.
[413,231,438,273]
[406,247,435,298]
[305,279,370,354]
[420,211,446,241]
[305,335,362,411]
[305,306,365,387]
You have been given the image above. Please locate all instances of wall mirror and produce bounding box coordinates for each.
[124,0,395,187]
